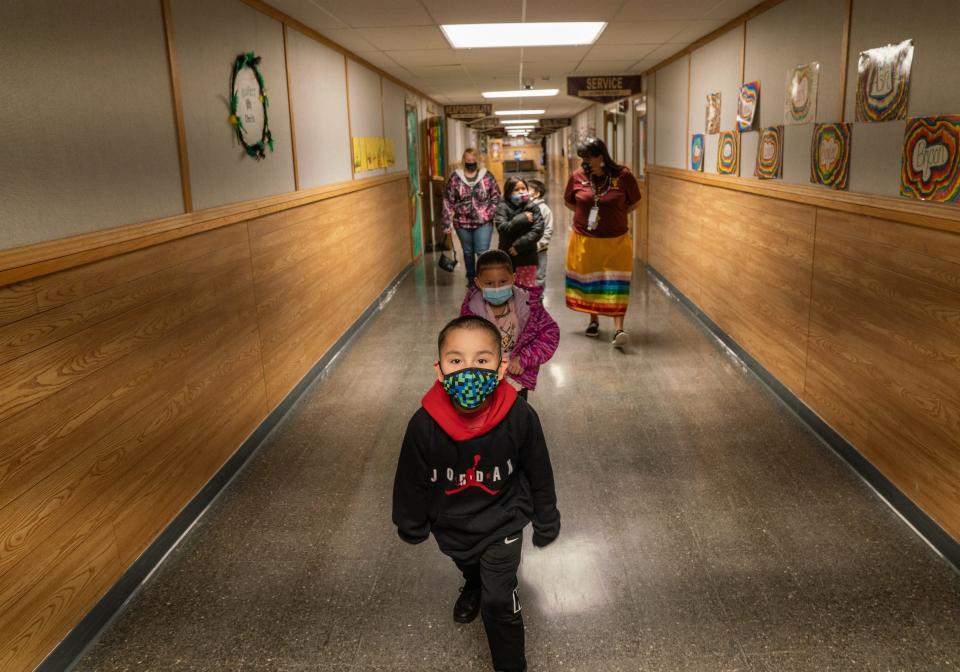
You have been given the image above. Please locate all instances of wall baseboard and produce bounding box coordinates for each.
[645,264,960,573]
[40,263,413,672]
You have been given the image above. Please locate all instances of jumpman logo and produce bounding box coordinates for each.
[444,454,499,496]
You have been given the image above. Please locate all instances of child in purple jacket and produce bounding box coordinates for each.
[461,250,560,400]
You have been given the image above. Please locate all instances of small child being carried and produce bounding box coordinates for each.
[462,250,560,400]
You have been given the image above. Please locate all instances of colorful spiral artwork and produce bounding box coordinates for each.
[900,116,960,202]
[784,62,819,125]
[810,123,851,190]
[755,126,783,180]
[856,39,914,123]
[736,81,760,132]
[717,130,739,175]
[691,134,705,171]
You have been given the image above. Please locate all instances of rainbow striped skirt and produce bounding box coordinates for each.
[565,230,633,316]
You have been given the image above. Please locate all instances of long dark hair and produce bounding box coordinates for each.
[502,177,528,204]
[577,137,625,176]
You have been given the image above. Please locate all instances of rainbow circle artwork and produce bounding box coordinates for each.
[785,62,819,125]
[736,81,760,132]
[691,134,705,171]
[706,92,721,135]
[900,115,960,203]
[717,130,739,175]
[810,123,851,190]
[856,39,914,123]
[755,126,783,180]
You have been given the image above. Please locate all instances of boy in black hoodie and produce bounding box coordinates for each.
[392,315,561,672]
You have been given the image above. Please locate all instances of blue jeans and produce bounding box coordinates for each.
[455,224,494,280]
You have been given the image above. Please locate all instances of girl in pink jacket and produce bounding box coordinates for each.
[460,250,560,399]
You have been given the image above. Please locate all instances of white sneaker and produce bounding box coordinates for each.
[612,330,629,349]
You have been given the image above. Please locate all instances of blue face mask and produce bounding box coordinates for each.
[510,192,528,206]
[482,284,513,305]
[442,367,500,410]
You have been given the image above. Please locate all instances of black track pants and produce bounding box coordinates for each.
[455,533,526,672]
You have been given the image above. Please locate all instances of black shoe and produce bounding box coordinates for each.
[454,585,481,623]
[585,321,599,337]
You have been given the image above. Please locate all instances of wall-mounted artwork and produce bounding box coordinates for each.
[737,81,760,132]
[352,137,396,172]
[691,134,705,171]
[706,93,721,134]
[755,126,784,180]
[811,123,851,190]
[717,130,739,175]
[785,62,819,126]
[856,38,914,123]
[228,52,273,160]
[900,115,960,202]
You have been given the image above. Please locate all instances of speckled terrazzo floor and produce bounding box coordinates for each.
[72,178,960,672]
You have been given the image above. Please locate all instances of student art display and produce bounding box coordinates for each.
[785,62,819,126]
[755,126,784,180]
[811,123,851,190]
[900,115,960,203]
[228,52,273,160]
[737,81,760,132]
[717,130,739,175]
[706,93,721,134]
[691,134,705,171]
[856,38,914,122]
[352,137,396,172]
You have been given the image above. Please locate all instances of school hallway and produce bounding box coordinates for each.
[69,179,960,672]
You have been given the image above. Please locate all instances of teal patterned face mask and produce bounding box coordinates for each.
[442,367,500,410]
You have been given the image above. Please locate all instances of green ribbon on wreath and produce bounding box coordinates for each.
[228,51,273,160]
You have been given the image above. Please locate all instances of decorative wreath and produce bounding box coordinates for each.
[228,52,273,160]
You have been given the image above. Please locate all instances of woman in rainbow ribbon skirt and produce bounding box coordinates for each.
[563,137,642,349]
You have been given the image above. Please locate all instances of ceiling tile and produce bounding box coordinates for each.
[585,44,659,61]
[386,48,459,67]
[456,48,524,64]
[522,61,581,78]
[357,26,448,50]
[707,0,764,19]
[575,60,639,74]
[419,0,521,23]
[595,20,690,44]
[313,0,434,27]
[265,0,346,29]
[668,19,727,43]
[642,42,689,62]
[521,45,591,62]
[615,0,724,22]
[353,50,402,69]
[320,28,377,52]
[523,0,624,21]
[629,59,662,72]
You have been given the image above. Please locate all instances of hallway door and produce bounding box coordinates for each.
[406,105,423,259]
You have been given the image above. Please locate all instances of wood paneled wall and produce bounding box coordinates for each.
[0,177,410,672]
[647,170,960,543]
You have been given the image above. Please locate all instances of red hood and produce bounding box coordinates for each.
[422,380,518,441]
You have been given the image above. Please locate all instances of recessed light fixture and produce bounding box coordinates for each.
[496,110,546,116]
[482,89,559,99]
[441,22,606,49]
[501,119,539,125]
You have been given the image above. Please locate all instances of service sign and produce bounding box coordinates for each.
[567,75,642,103]
[445,104,493,120]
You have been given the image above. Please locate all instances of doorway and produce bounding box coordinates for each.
[405,105,423,259]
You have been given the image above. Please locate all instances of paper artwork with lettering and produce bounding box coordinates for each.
[901,116,960,202]
[706,93,721,135]
[737,81,760,132]
[691,134,705,171]
[785,62,819,126]
[810,123,851,190]
[717,130,739,176]
[755,126,783,180]
[856,39,914,123]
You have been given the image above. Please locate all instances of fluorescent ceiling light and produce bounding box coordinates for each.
[502,119,539,125]
[483,89,558,99]
[496,109,545,116]
[441,22,606,49]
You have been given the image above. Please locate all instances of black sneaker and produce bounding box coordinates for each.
[585,321,600,337]
[454,585,481,623]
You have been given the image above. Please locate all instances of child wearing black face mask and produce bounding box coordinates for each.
[494,178,544,294]
[392,315,561,672]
